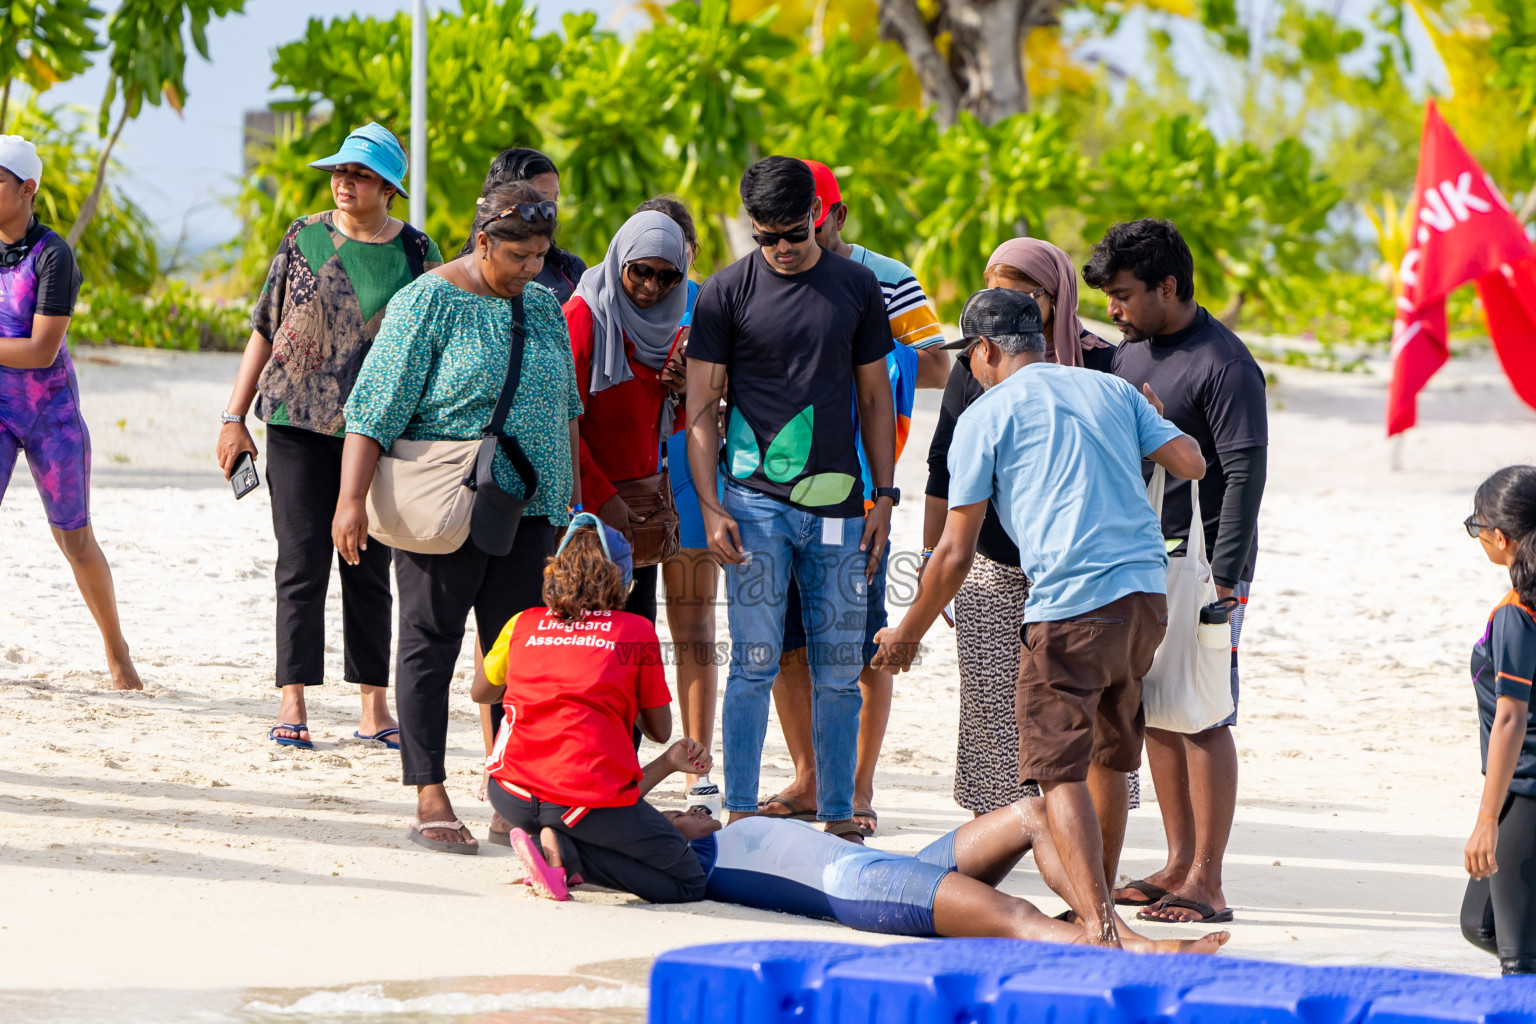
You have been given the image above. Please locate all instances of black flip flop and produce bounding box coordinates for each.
[1136,894,1234,924]
[758,793,818,821]
[1114,878,1170,908]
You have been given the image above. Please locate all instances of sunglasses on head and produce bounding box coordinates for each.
[751,213,813,248]
[1466,515,1498,540]
[486,200,558,224]
[625,262,684,289]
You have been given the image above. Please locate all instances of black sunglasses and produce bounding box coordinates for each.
[0,244,28,268]
[625,262,684,289]
[751,212,813,248]
[487,200,558,224]
[1466,515,1498,539]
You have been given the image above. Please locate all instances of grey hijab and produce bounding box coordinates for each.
[576,210,689,395]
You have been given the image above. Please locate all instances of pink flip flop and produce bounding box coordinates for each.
[508,828,569,901]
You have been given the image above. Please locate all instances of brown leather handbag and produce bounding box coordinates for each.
[613,445,680,568]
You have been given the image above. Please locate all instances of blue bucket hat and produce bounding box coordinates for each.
[309,121,410,199]
[558,513,634,590]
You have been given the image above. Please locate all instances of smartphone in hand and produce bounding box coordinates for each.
[231,451,260,500]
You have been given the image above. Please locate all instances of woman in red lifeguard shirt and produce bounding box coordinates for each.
[564,210,690,623]
[472,514,708,903]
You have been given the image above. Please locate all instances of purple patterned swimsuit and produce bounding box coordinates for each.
[0,229,90,531]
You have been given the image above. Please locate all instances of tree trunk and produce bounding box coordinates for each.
[0,79,11,135]
[67,100,130,249]
[878,0,1066,127]
[1519,181,1536,227]
[877,0,962,128]
[1217,290,1246,329]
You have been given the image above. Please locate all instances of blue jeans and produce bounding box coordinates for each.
[721,481,867,820]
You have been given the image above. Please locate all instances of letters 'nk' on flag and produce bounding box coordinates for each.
[1387,101,1536,436]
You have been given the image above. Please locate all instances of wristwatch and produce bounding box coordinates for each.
[872,487,901,507]
[221,411,245,424]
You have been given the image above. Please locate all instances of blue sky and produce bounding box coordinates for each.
[42,0,616,254]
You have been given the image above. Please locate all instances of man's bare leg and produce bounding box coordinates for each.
[1040,779,1119,946]
[1115,727,1193,904]
[1138,726,1237,922]
[853,665,892,832]
[1087,762,1130,890]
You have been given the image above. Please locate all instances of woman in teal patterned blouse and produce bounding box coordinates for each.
[334,180,583,854]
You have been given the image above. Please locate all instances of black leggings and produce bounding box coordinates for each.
[1461,792,1536,974]
[487,780,705,904]
[394,518,556,786]
[266,424,392,688]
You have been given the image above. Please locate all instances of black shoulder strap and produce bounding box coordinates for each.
[400,222,428,280]
[484,292,527,438]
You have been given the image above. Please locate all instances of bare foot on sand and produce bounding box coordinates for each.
[107,646,142,691]
[1121,928,1231,955]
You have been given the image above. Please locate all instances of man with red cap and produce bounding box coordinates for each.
[758,160,950,837]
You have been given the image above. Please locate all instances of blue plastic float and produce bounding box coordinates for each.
[648,940,1536,1024]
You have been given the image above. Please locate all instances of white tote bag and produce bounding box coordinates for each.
[1141,466,1235,733]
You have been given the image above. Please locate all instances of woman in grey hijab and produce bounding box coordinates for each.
[563,209,690,623]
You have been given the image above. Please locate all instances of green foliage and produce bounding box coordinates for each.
[1088,115,1342,315]
[0,0,102,111]
[9,99,156,290]
[911,112,1088,313]
[1491,0,1536,182]
[97,0,244,134]
[238,0,560,279]
[71,279,249,351]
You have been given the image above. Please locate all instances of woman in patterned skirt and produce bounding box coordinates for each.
[924,238,1136,815]
[333,179,583,854]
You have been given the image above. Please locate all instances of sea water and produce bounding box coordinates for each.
[0,971,648,1024]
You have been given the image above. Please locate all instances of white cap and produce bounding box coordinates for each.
[0,136,42,186]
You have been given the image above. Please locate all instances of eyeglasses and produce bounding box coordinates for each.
[1028,286,1051,302]
[625,262,684,290]
[0,244,28,268]
[486,201,558,224]
[1466,515,1497,539]
[751,214,813,248]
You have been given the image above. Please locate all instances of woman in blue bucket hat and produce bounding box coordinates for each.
[217,121,442,753]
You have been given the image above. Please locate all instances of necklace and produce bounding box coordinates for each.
[337,210,390,244]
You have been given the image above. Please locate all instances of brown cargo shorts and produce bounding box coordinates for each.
[1015,591,1168,784]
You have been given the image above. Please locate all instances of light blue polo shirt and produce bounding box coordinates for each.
[948,361,1183,622]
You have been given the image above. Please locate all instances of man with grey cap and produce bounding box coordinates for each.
[872,287,1205,948]
[0,134,143,690]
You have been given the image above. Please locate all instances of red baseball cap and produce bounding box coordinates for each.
[803,159,841,228]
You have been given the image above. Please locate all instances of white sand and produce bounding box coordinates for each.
[2,343,1533,991]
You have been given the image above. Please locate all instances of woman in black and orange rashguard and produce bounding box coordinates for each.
[1462,465,1536,975]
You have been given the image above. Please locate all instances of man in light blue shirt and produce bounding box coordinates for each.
[874,288,1204,949]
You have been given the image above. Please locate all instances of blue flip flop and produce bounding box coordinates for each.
[354,727,400,750]
[269,723,312,749]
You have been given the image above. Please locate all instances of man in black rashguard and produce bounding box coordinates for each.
[1084,219,1267,926]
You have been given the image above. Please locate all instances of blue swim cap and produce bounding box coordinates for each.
[557,513,633,588]
[309,122,410,199]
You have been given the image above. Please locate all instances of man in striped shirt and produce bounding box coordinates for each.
[761,162,950,839]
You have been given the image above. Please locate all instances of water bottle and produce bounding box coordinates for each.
[1198,596,1241,650]
[687,774,723,819]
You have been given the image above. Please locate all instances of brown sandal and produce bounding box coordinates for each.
[823,819,865,844]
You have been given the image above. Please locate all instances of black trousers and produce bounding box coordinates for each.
[487,779,705,904]
[1462,792,1536,973]
[394,518,556,786]
[625,563,659,622]
[266,424,392,689]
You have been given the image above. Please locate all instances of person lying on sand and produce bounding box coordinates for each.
[510,743,1228,954]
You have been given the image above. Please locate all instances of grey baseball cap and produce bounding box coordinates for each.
[941,288,1044,350]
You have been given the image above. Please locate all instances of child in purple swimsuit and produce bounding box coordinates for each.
[0,135,141,690]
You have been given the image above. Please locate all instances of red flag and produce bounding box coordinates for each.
[1386,102,1536,435]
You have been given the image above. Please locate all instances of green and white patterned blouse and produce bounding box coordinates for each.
[345,274,583,525]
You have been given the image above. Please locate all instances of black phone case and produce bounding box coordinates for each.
[231,452,260,500]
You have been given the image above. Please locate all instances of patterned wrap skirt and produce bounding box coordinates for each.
[951,554,1140,814]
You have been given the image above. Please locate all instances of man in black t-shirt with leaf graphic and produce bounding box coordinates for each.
[685,156,896,843]
[1085,219,1268,926]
